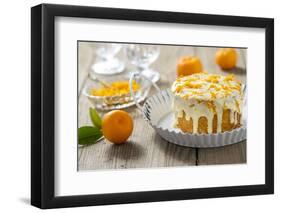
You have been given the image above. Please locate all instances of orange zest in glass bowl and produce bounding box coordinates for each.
[91,81,140,97]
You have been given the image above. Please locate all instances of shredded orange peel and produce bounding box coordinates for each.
[91,81,140,97]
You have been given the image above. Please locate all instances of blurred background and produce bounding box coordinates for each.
[78,42,246,93]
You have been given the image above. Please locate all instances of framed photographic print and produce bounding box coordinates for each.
[31,3,274,209]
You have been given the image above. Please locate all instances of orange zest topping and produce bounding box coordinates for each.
[184,82,202,89]
[224,74,235,81]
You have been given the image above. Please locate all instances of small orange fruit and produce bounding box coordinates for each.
[177,56,203,77]
[215,48,237,70]
[102,110,133,144]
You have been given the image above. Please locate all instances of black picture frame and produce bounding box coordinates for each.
[31,3,274,209]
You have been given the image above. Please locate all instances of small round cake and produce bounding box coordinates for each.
[171,73,244,134]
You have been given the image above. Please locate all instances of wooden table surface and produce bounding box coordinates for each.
[78,42,246,170]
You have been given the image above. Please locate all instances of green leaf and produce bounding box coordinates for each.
[78,126,103,145]
[89,108,102,129]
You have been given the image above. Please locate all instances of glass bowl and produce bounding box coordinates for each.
[82,74,151,110]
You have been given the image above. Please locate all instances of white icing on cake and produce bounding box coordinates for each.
[171,73,243,134]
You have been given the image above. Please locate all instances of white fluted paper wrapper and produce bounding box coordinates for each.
[142,89,247,148]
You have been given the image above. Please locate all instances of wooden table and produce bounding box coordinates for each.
[78,42,246,170]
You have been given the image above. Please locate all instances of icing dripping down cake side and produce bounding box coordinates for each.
[171,73,244,134]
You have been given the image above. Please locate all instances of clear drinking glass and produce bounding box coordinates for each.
[91,43,125,75]
[125,44,160,82]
